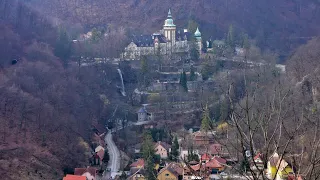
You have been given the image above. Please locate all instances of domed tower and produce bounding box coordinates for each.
[163,9,176,44]
[194,27,202,55]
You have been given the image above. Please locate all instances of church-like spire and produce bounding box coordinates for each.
[194,27,201,37]
[167,9,172,18]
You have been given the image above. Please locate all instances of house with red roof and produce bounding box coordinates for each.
[63,175,86,180]
[209,143,229,157]
[201,153,212,163]
[190,155,227,175]
[74,167,98,180]
[205,156,227,173]
[251,153,264,172]
[192,131,214,146]
[183,164,210,180]
[130,159,145,169]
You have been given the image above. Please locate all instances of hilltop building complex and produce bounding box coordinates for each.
[121,9,202,60]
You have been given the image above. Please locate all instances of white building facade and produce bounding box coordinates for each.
[122,9,202,60]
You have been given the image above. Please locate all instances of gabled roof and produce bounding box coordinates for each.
[276,159,290,172]
[96,149,105,160]
[269,152,280,166]
[138,107,147,113]
[95,145,105,153]
[209,144,222,155]
[153,34,167,43]
[201,153,212,161]
[158,162,183,178]
[154,141,171,151]
[130,158,145,168]
[74,167,97,178]
[254,152,263,162]
[131,35,154,47]
[128,168,146,180]
[205,159,223,169]
[213,156,227,164]
[63,175,86,180]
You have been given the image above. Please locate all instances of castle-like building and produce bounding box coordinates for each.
[122,9,202,60]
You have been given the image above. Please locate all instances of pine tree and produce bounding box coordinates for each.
[141,56,148,75]
[187,145,199,162]
[201,105,212,132]
[171,136,180,162]
[226,24,235,48]
[187,19,199,34]
[142,131,156,180]
[190,41,200,61]
[54,28,72,67]
[241,33,250,50]
[189,66,196,81]
[91,28,103,43]
[179,71,188,92]
[102,149,110,163]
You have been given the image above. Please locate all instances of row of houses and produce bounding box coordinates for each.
[127,153,229,180]
[63,123,108,180]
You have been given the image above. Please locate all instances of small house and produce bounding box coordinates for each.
[275,159,294,180]
[128,168,146,180]
[154,141,171,159]
[267,152,280,179]
[130,159,145,169]
[157,162,183,180]
[74,167,98,180]
[63,174,86,180]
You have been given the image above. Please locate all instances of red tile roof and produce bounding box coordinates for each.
[213,156,227,164]
[63,175,86,180]
[190,164,201,171]
[209,144,222,154]
[201,153,212,161]
[130,159,145,168]
[205,159,223,169]
[254,153,263,161]
[74,167,97,177]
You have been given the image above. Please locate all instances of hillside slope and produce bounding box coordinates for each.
[26,0,320,56]
[0,1,123,179]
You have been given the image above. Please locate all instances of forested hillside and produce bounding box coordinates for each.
[0,1,123,179]
[25,0,320,57]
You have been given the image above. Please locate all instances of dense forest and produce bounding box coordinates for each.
[24,0,320,58]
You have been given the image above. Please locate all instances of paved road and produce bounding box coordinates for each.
[104,130,120,179]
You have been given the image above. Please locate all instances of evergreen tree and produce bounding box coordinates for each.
[142,131,156,180]
[187,145,199,162]
[201,105,212,132]
[201,62,213,81]
[171,136,180,162]
[54,29,72,67]
[141,56,148,75]
[226,24,235,48]
[179,71,188,92]
[140,56,151,87]
[241,33,250,50]
[190,41,200,61]
[91,28,103,43]
[189,66,196,81]
[102,149,110,163]
[187,19,199,33]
